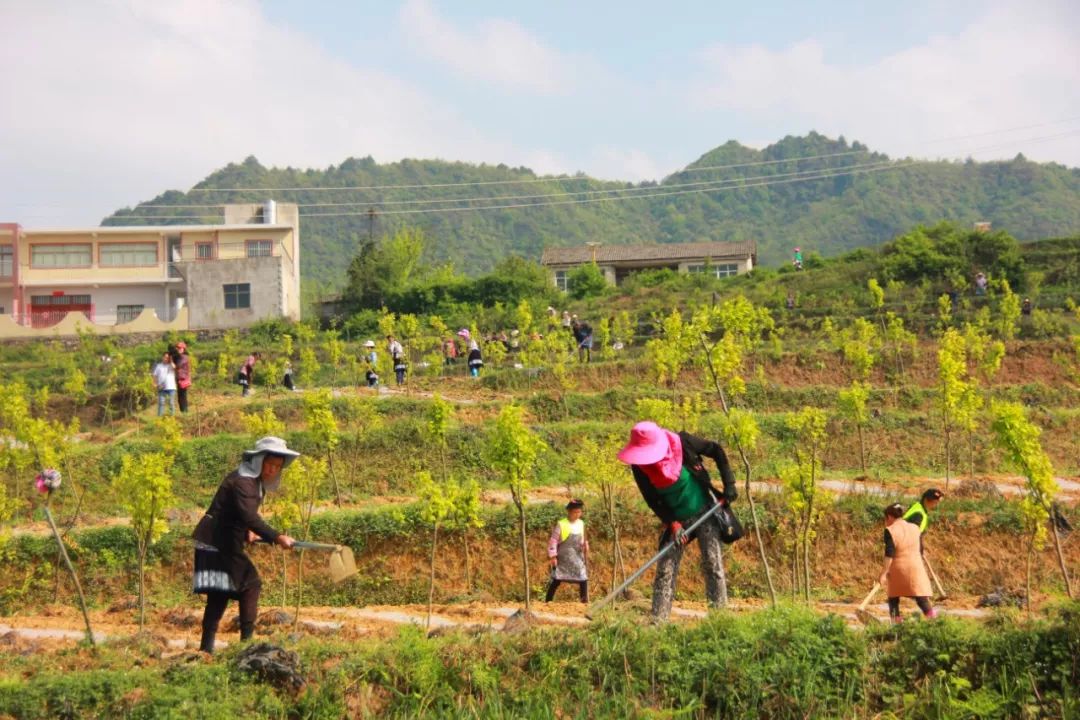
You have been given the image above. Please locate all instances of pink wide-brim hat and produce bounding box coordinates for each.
[457,328,471,339]
[617,421,668,465]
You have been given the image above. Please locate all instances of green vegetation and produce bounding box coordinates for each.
[0,218,1077,718]
[1,605,1077,718]
[105,134,1080,287]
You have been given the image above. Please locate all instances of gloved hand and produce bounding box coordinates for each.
[669,521,688,546]
[723,485,738,504]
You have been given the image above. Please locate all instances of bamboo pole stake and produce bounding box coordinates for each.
[43,501,95,647]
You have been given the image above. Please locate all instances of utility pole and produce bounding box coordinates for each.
[367,207,376,244]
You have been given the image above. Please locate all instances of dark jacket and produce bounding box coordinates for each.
[193,472,280,591]
[631,431,736,525]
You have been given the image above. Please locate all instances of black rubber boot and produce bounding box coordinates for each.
[240,622,256,642]
[199,628,216,654]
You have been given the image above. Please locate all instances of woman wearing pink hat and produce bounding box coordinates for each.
[617,421,737,621]
[172,341,191,413]
[458,328,483,377]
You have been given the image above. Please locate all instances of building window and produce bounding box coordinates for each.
[30,244,92,268]
[246,240,273,258]
[30,294,91,306]
[687,263,740,279]
[100,242,158,267]
[554,270,569,292]
[116,305,144,323]
[224,283,251,309]
[196,242,214,260]
[0,245,11,277]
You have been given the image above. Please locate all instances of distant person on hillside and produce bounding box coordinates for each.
[785,292,796,310]
[238,352,259,397]
[363,341,379,388]
[617,421,737,621]
[545,499,590,603]
[903,488,944,538]
[152,351,177,416]
[173,341,192,413]
[1022,297,1033,316]
[442,337,458,366]
[459,328,483,377]
[388,335,406,386]
[792,247,803,271]
[573,320,593,363]
[282,361,296,392]
[879,503,937,623]
[561,311,572,330]
[975,272,988,296]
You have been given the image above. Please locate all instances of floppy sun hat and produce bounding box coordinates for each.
[457,328,471,339]
[363,340,376,348]
[243,436,301,467]
[617,421,669,465]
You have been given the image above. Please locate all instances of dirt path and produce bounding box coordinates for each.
[8,472,1077,538]
[0,595,1000,654]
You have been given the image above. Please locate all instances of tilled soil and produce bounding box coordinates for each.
[0,595,999,655]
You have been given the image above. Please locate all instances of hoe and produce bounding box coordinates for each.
[586,502,724,619]
[261,540,358,583]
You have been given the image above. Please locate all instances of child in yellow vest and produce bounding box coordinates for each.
[545,499,589,603]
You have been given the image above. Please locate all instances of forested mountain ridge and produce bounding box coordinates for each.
[104,132,1080,288]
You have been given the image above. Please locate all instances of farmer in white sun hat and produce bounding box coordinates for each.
[363,340,379,387]
[192,437,300,654]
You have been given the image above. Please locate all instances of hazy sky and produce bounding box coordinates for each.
[2,0,1078,225]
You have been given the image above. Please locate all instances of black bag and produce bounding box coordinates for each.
[714,504,744,544]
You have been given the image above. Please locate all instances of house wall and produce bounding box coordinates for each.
[174,227,299,321]
[0,307,188,339]
[21,284,170,324]
[182,255,285,330]
[5,206,301,330]
[19,231,168,285]
[676,256,752,274]
[547,255,753,287]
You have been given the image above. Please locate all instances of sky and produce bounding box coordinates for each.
[1,0,1078,226]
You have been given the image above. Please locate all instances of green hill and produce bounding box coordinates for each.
[103,132,1080,288]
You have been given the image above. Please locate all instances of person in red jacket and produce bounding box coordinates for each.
[173,341,192,412]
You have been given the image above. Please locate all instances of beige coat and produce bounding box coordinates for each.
[885,520,932,598]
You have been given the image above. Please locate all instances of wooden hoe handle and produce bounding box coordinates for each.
[858,582,881,611]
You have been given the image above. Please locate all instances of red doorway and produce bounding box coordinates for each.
[28,293,93,328]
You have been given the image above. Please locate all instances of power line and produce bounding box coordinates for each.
[103,126,1080,221]
[110,158,879,210]
[298,159,899,214]
[175,117,1080,195]
[308,161,921,217]
[106,162,909,222]
[118,120,1080,211]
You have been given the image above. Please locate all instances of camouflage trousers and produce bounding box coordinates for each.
[651,509,728,621]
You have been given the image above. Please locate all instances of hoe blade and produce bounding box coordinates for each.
[329,546,357,584]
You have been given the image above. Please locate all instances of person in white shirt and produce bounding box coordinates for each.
[152,351,177,416]
[387,335,407,385]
